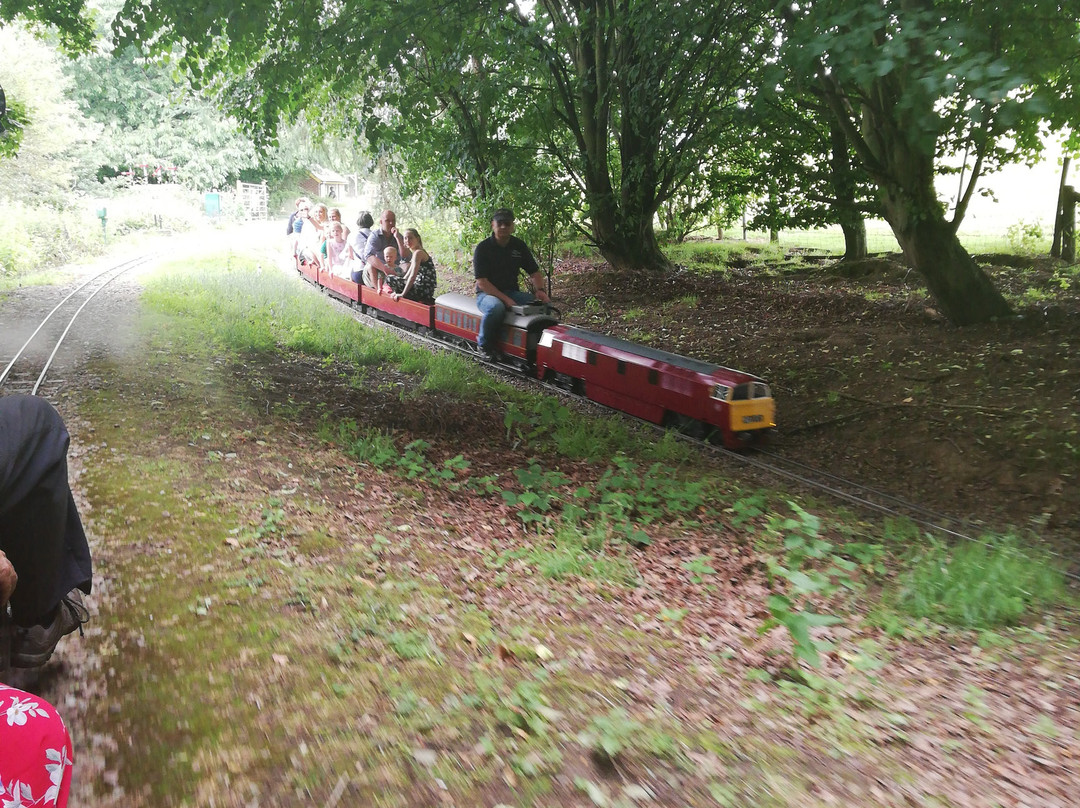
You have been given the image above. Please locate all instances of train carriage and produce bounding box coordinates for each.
[360,286,436,331]
[535,324,774,447]
[320,268,359,305]
[433,293,559,365]
[297,257,320,287]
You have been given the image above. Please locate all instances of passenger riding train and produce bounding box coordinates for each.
[299,262,775,448]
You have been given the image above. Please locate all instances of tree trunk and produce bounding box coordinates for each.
[1051,157,1070,258]
[1063,186,1077,263]
[872,125,1012,325]
[590,193,671,272]
[830,122,868,261]
[886,208,1013,324]
[841,219,867,260]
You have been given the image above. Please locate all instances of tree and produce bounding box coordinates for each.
[0,0,94,54]
[0,0,94,159]
[0,86,28,160]
[111,1,508,201]
[505,0,773,272]
[743,92,879,260]
[112,0,776,274]
[778,0,1080,325]
[66,45,258,190]
[0,25,95,201]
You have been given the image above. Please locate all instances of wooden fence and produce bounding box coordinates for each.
[236,180,269,220]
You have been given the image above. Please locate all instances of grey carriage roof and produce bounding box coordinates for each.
[554,325,755,378]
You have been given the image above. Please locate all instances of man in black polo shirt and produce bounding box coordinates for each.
[473,208,550,360]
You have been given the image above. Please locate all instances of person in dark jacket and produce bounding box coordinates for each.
[0,395,91,668]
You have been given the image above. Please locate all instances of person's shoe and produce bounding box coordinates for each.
[11,591,89,668]
[479,345,503,363]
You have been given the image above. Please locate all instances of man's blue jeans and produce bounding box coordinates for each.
[476,290,534,349]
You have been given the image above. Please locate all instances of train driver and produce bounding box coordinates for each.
[473,208,550,361]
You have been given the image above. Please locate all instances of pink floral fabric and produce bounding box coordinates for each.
[0,684,72,807]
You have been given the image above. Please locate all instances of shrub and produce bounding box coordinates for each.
[1005,220,1045,255]
[0,199,103,278]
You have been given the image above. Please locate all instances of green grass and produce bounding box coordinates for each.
[323,419,399,468]
[504,522,641,587]
[891,533,1069,628]
[663,239,763,269]
[503,390,696,464]
[142,255,501,399]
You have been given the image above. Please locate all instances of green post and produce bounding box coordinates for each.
[96,207,107,245]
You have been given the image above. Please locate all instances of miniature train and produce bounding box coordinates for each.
[301,262,775,448]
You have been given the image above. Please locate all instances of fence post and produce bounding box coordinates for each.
[1062,185,1077,263]
[1052,156,1071,258]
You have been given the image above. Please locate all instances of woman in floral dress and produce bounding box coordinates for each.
[1,549,74,806]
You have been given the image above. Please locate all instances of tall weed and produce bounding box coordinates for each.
[0,199,103,278]
[893,534,1068,628]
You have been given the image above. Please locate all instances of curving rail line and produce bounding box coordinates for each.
[0,255,153,396]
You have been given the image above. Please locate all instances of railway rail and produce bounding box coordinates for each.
[303,268,1080,583]
[0,255,153,397]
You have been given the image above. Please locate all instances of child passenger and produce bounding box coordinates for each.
[323,221,351,277]
[383,245,400,272]
[377,245,403,293]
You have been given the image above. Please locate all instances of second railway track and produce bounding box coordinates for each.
[0,254,154,397]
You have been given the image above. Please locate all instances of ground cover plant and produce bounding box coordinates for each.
[2,225,1078,806]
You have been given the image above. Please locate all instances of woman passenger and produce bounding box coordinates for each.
[349,211,375,284]
[310,203,330,235]
[295,203,323,268]
[387,229,437,302]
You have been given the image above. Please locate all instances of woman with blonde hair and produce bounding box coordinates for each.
[387,228,437,302]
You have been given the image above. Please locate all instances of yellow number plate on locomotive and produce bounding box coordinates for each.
[729,399,775,431]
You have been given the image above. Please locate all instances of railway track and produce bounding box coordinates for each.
[310,274,1080,582]
[0,255,154,397]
